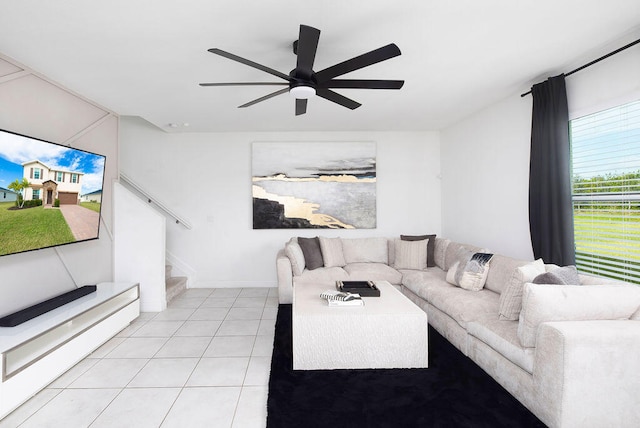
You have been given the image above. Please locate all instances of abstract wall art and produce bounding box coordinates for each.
[252,142,376,229]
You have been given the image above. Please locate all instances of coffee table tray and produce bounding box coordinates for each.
[336,281,381,297]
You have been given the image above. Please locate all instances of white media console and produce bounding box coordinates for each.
[0,282,140,419]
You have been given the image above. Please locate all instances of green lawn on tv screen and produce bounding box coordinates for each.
[0,201,75,255]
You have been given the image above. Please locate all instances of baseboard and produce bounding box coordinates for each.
[190,280,277,289]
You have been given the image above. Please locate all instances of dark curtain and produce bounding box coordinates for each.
[529,74,575,265]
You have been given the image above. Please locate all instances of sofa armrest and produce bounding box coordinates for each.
[534,320,640,428]
[276,249,293,304]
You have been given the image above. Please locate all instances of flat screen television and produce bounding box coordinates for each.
[0,128,106,257]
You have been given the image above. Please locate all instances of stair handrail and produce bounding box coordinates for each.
[119,172,193,230]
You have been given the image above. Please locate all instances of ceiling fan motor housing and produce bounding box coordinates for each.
[289,68,317,98]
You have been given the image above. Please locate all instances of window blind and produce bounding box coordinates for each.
[570,99,640,284]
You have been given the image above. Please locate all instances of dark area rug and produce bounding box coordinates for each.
[267,304,546,428]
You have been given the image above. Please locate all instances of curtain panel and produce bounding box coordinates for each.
[528,74,576,265]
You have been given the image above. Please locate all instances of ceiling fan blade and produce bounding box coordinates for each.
[199,82,289,87]
[238,88,289,108]
[320,79,404,89]
[208,48,291,81]
[295,98,308,116]
[296,25,321,73]
[314,44,401,83]
[316,89,361,110]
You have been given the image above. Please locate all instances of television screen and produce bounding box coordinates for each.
[0,128,106,257]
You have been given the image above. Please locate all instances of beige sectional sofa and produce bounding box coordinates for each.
[276,236,640,428]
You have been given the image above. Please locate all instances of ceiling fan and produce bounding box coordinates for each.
[200,24,404,116]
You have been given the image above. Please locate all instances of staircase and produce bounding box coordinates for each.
[165,265,187,303]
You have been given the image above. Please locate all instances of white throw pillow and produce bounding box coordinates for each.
[445,247,493,291]
[285,241,306,276]
[341,238,388,264]
[446,261,459,284]
[458,253,493,291]
[318,237,346,268]
[517,283,640,348]
[498,259,546,320]
[393,238,428,270]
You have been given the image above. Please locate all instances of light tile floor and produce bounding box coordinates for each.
[0,288,278,428]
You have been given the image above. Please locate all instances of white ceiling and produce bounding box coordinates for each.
[1,0,639,133]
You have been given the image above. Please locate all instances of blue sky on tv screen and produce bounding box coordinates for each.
[0,130,105,195]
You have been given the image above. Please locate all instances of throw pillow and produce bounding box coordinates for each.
[498,259,546,320]
[284,241,306,276]
[297,237,324,270]
[532,265,581,285]
[445,247,494,291]
[318,237,346,268]
[446,261,459,284]
[393,238,429,270]
[401,234,436,267]
[457,253,494,291]
[517,283,640,348]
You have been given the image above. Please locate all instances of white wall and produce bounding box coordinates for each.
[440,94,534,260]
[0,55,118,317]
[119,117,441,288]
[440,40,640,261]
[113,182,166,312]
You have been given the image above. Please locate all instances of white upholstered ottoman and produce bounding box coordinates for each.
[292,280,428,370]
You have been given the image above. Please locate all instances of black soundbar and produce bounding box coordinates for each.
[0,285,97,327]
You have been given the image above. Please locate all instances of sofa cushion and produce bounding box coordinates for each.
[387,238,395,266]
[518,283,640,348]
[428,283,500,329]
[342,238,388,264]
[434,238,450,271]
[294,267,350,285]
[401,234,436,267]
[498,259,546,321]
[532,265,581,285]
[393,238,428,270]
[484,255,531,295]
[285,240,306,276]
[343,263,403,285]
[298,237,324,270]
[401,268,447,301]
[444,242,482,271]
[318,237,346,268]
[467,317,535,374]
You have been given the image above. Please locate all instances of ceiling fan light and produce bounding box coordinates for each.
[289,85,316,99]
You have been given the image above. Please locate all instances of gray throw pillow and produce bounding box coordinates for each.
[297,237,324,270]
[401,234,436,267]
[532,265,581,285]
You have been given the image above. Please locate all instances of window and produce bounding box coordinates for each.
[71,174,78,184]
[57,171,63,181]
[570,99,640,284]
[32,189,40,200]
[33,168,41,179]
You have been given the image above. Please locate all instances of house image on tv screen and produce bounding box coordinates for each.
[22,160,84,205]
[81,189,102,203]
[0,186,18,202]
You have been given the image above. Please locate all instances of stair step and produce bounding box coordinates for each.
[166,276,187,303]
